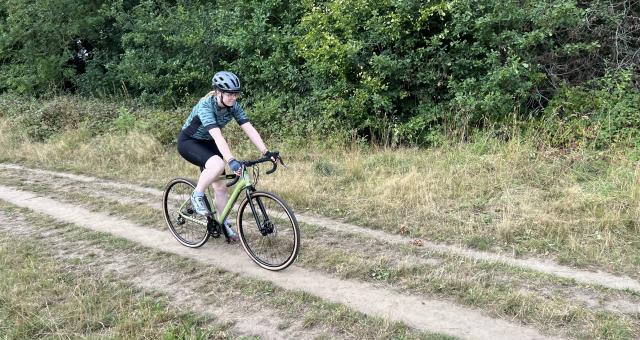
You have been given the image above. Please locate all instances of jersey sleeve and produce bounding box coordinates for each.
[197,97,219,130]
[233,103,250,125]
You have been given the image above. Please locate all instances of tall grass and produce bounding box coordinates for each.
[1,95,638,276]
[266,138,640,274]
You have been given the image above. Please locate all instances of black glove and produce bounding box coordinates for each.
[263,150,280,162]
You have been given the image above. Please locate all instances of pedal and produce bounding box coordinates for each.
[175,216,186,226]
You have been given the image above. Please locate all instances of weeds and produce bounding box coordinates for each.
[0,95,639,277]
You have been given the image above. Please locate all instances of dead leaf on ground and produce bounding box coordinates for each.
[409,239,423,247]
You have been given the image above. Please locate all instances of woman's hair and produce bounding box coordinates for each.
[201,90,215,100]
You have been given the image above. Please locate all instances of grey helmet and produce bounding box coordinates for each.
[212,71,241,93]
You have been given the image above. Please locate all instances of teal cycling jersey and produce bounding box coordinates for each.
[181,95,250,140]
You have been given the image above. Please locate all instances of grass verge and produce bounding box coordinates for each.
[0,224,234,338]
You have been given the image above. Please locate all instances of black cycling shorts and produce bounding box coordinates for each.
[177,131,223,171]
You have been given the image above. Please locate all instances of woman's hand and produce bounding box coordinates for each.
[228,159,242,176]
[263,150,280,163]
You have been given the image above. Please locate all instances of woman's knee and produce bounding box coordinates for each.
[204,155,224,170]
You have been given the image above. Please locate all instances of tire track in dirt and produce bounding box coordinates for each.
[296,214,640,293]
[3,163,639,294]
[0,185,559,340]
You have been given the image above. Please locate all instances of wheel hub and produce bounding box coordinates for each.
[260,221,275,236]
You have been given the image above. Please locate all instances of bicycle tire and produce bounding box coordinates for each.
[163,178,210,248]
[237,191,300,271]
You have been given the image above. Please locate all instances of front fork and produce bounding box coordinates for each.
[245,189,274,236]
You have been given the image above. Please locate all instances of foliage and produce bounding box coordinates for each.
[140,109,185,145]
[0,0,638,147]
[533,69,640,148]
[0,0,120,94]
[0,94,122,141]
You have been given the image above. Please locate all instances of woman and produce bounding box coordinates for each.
[177,71,278,240]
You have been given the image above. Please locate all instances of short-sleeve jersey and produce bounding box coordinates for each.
[181,96,250,140]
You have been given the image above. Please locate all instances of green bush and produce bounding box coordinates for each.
[140,109,185,145]
[533,70,640,148]
[0,0,638,147]
[0,94,122,141]
[7,97,84,141]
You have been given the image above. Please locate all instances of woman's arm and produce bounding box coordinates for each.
[208,127,235,161]
[240,122,268,155]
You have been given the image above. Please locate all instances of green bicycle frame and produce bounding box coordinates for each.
[177,169,253,226]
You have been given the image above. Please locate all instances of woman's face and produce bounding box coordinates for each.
[217,91,240,107]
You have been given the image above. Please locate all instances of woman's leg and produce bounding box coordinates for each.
[177,133,228,217]
[209,172,238,240]
[199,155,229,216]
[210,179,230,220]
[195,155,225,193]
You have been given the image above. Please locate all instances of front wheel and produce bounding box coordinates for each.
[237,191,300,271]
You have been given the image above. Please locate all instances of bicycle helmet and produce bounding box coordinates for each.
[212,71,241,93]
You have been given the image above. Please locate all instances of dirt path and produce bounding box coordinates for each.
[0,211,326,340]
[0,184,559,340]
[3,163,639,294]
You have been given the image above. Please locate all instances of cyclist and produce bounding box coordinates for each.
[177,71,278,240]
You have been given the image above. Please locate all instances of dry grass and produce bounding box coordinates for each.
[1,110,639,276]
[260,138,640,275]
[0,229,234,338]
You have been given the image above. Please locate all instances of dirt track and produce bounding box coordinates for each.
[0,184,556,340]
[1,163,640,338]
[2,163,638,293]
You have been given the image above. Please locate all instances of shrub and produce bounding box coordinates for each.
[1,0,638,147]
[0,94,123,141]
[140,109,185,145]
[533,69,640,148]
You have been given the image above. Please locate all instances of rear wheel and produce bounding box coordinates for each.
[163,178,210,248]
[237,191,300,271]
